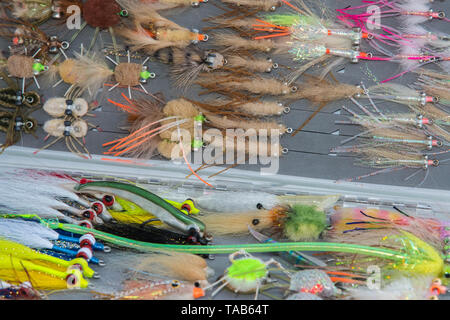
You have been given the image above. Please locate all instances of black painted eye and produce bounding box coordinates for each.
[252,219,260,226]
[194,282,200,288]
[171,280,180,288]
[445,273,450,279]
[256,203,263,210]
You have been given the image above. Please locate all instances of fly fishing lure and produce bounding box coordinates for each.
[285,75,364,103]
[116,0,209,52]
[104,31,221,89]
[0,87,40,111]
[328,207,450,253]
[36,83,100,159]
[336,1,449,81]
[322,229,449,281]
[211,32,282,54]
[59,0,128,59]
[140,0,208,10]
[94,220,199,245]
[106,249,212,282]
[0,254,88,290]
[0,281,41,300]
[0,218,105,265]
[331,98,447,182]
[43,97,89,119]
[132,252,212,282]
[332,145,440,183]
[0,64,40,153]
[254,11,369,44]
[204,250,290,299]
[143,190,339,214]
[193,203,329,240]
[336,121,444,152]
[100,278,206,300]
[0,103,38,153]
[0,239,94,279]
[6,0,83,25]
[337,85,450,145]
[415,69,450,107]
[287,269,342,298]
[37,114,93,159]
[73,180,209,241]
[220,0,282,12]
[188,97,289,117]
[338,0,446,30]
[43,219,450,286]
[0,17,69,59]
[0,169,103,225]
[0,51,49,93]
[347,277,447,300]
[62,49,155,100]
[196,72,298,97]
[222,54,279,74]
[83,191,199,226]
[104,97,288,160]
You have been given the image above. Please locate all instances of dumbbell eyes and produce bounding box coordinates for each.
[102,195,114,207]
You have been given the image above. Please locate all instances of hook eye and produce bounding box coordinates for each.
[284,106,291,114]
[61,41,69,50]
[282,147,289,154]
[286,127,293,134]
[202,34,209,42]
[290,86,298,93]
